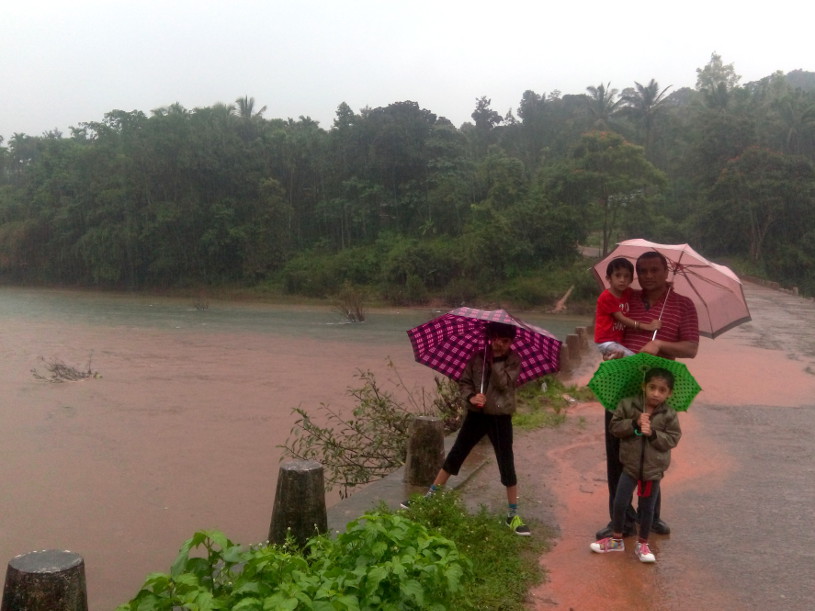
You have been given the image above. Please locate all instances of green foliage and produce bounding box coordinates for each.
[334,280,366,322]
[116,511,472,611]
[400,493,547,610]
[280,362,465,498]
[280,246,382,298]
[512,375,593,430]
[3,69,815,295]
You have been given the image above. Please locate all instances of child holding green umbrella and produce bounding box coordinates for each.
[590,366,683,563]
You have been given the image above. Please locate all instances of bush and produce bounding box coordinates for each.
[116,511,472,611]
[280,247,382,298]
[280,362,465,498]
[400,493,547,610]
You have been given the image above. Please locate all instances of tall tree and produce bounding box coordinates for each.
[696,52,741,93]
[707,147,815,263]
[619,79,672,155]
[585,83,622,129]
[556,131,667,255]
[234,96,267,120]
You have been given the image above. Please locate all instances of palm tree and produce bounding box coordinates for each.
[775,91,815,155]
[586,82,622,129]
[234,96,267,120]
[619,79,672,153]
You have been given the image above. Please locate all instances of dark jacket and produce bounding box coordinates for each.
[458,351,521,416]
[610,395,682,481]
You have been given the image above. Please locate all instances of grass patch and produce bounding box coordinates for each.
[513,374,594,431]
[397,492,549,611]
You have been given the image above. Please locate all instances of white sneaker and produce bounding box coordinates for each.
[635,541,656,563]
[590,537,624,553]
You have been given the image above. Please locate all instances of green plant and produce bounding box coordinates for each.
[334,280,366,322]
[399,493,547,610]
[280,361,464,498]
[117,511,472,610]
[513,375,591,430]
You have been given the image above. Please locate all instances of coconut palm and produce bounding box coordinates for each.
[619,79,672,153]
[235,96,267,120]
[586,82,622,129]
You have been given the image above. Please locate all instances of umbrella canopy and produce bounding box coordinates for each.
[406,307,561,386]
[587,353,701,412]
[593,239,751,339]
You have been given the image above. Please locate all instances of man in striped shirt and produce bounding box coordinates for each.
[596,251,699,540]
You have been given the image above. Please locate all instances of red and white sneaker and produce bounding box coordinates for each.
[635,541,656,563]
[590,537,624,553]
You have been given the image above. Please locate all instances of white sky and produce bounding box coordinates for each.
[2,0,812,142]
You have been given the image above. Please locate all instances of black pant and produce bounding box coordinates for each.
[443,410,517,487]
[613,472,660,539]
[604,410,661,527]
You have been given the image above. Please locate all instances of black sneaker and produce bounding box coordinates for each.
[652,518,671,535]
[399,499,411,510]
[596,522,636,539]
[506,515,531,536]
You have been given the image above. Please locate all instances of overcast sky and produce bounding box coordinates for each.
[2,0,812,142]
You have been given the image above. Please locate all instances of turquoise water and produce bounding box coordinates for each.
[0,286,589,343]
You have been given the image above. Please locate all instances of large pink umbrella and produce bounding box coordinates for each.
[592,239,751,339]
[406,307,562,387]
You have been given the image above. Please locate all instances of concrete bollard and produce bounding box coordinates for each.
[268,460,328,547]
[559,344,573,374]
[575,326,590,353]
[1,549,88,611]
[565,334,581,365]
[404,416,444,486]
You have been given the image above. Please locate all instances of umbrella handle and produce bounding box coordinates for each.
[652,285,673,340]
[480,340,489,393]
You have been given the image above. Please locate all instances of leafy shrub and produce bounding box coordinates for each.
[280,247,382,298]
[335,280,366,322]
[281,362,464,498]
[116,511,472,611]
[400,493,547,610]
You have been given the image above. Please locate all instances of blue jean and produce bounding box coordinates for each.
[613,471,661,540]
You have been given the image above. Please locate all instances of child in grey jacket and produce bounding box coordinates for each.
[590,367,682,563]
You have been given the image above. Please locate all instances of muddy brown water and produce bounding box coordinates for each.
[0,287,585,610]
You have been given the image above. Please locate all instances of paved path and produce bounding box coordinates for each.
[461,282,815,610]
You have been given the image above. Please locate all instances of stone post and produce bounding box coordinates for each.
[1,549,88,611]
[559,344,573,374]
[565,334,581,366]
[268,460,327,547]
[404,416,444,486]
[575,326,590,353]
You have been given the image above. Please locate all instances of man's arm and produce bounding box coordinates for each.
[638,339,698,359]
[611,311,662,332]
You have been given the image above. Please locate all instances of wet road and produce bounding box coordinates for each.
[464,282,815,610]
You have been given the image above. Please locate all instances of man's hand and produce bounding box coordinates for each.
[470,393,487,408]
[638,340,662,355]
[639,339,699,359]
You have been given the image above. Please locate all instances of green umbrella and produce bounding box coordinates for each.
[587,353,701,412]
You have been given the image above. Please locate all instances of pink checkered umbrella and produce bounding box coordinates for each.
[406,307,562,386]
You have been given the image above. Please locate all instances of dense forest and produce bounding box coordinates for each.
[1,54,814,306]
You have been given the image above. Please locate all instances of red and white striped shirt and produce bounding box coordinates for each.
[622,288,699,355]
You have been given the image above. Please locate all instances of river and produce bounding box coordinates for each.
[0,287,587,610]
